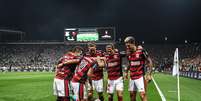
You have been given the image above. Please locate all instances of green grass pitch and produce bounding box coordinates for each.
[153,73,201,101]
[1,72,200,101]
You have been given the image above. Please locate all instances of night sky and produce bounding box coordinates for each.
[0,0,200,43]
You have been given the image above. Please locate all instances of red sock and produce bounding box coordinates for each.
[63,97,70,101]
[118,96,123,101]
[108,97,113,101]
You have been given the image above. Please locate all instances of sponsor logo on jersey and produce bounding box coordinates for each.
[130,61,141,66]
[108,62,118,67]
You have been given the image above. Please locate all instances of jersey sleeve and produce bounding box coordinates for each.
[57,57,63,64]
[142,49,149,59]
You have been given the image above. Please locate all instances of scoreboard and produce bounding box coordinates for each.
[64,27,115,43]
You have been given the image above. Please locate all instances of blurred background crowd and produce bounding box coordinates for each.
[0,42,201,73]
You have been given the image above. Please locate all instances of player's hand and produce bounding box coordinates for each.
[96,57,105,68]
[124,73,128,80]
[145,74,152,83]
[57,63,64,68]
[96,56,100,60]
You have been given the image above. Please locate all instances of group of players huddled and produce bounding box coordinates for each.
[53,36,153,101]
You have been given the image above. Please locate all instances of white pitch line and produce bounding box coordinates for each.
[152,76,167,101]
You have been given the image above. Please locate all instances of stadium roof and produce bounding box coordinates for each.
[0,0,201,43]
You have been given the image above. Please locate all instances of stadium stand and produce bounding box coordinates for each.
[0,42,201,79]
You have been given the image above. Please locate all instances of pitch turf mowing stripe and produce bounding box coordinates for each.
[0,72,56,101]
[152,76,166,101]
[153,73,201,101]
[92,72,161,101]
[0,72,161,101]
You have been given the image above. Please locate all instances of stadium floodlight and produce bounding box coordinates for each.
[164,37,168,41]
[185,40,188,44]
[142,41,145,44]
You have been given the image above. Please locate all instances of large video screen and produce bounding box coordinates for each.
[77,32,99,42]
[64,27,115,43]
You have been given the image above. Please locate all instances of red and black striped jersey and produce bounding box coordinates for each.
[127,48,148,80]
[105,52,123,80]
[55,53,80,80]
[85,50,104,80]
[72,56,96,83]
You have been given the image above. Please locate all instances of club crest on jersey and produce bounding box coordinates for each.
[108,62,118,67]
[136,54,140,58]
[130,61,140,66]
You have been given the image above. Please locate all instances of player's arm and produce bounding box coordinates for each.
[146,56,153,74]
[56,62,64,68]
[143,49,153,75]
[56,59,79,69]
[99,52,107,68]
[63,59,80,65]
[87,67,94,78]
[96,56,106,68]
[124,55,130,80]
[143,50,153,82]
[56,57,64,69]
[55,60,64,76]
[108,57,120,62]
[87,63,97,77]
[124,63,130,80]
[106,52,121,63]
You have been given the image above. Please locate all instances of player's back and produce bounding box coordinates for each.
[55,53,79,80]
[72,56,96,83]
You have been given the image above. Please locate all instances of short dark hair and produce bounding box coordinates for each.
[106,43,115,49]
[87,42,96,47]
[71,46,84,53]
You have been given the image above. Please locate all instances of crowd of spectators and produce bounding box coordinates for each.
[144,43,201,72]
[0,42,201,73]
[180,43,201,72]
[0,44,71,72]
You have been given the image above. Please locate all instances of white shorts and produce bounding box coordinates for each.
[92,79,104,93]
[129,76,145,92]
[53,78,73,97]
[71,82,88,100]
[107,77,124,94]
[88,79,103,93]
[53,78,65,97]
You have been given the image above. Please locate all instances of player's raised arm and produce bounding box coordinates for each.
[56,55,80,68]
[63,58,80,65]
[56,62,64,68]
